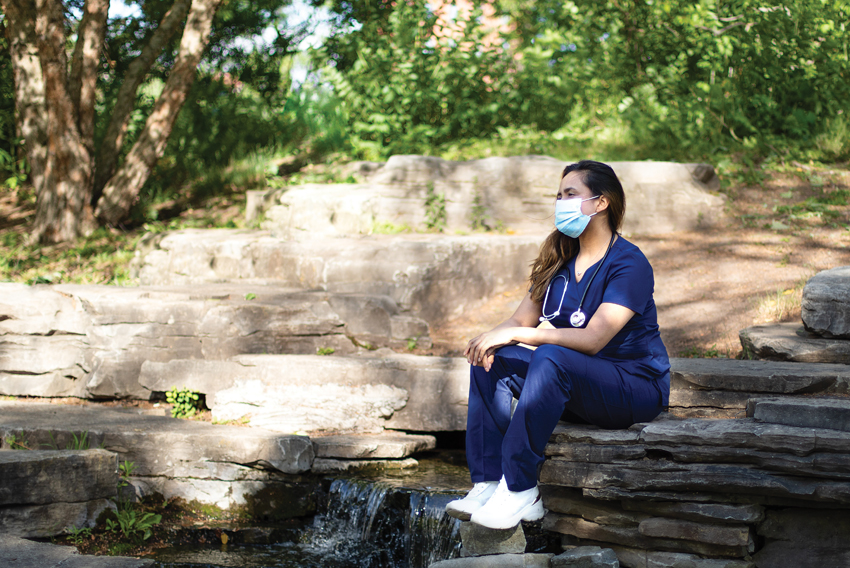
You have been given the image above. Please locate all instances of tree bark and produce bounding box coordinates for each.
[95,0,221,225]
[33,0,95,243]
[93,0,191,199]
[1,0,47,193]
[68,0,110,157]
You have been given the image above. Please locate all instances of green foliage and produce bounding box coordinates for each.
[118,460,137,490]
[105,509,161,543]
[166,387,202,419]
[372,220,412,234]
[406,337,418,351]
[66,525,93,547]
[244,292,257,301]
[67,431,90,450]
[424,183,447,232]
[469,191,491,231]
[4,433,31,450]
[680,344,722,358]
[316,347,335,355]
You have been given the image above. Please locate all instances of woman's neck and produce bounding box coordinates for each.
[577,221,614,259]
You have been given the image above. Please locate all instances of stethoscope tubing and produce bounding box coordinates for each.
[538,233,617,326]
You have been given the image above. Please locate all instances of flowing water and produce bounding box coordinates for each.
[151,453,469,568]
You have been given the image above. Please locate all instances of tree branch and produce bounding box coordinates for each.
[68,0,110,156]
[93,0,191,198]
[95,0,221,225]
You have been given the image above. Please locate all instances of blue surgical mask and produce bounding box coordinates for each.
[555,196,599,238]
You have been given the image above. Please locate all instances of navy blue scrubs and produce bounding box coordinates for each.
[466,237,670,491]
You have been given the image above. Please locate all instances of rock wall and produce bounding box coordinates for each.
[0,283,428,399]
[0,449,117,538]
[248,156,725,237]
[131,230,540,326]
[539,398,850,568]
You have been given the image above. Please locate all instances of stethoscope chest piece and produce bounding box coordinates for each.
[569,309,586,327]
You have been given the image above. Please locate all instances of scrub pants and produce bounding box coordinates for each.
[466,344,664,492]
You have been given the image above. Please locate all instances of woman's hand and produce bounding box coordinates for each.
[464,327,518,372]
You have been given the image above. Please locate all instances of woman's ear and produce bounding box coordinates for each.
[595,195,610,213]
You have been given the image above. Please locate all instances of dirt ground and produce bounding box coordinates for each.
[431,168,850,359]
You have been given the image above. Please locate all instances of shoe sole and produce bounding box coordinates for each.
[445,508,473,521]
[470,496,546,530]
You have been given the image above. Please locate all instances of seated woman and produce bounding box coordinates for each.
[445,160,670,530]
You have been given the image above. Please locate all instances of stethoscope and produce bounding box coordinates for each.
[539,233,616,327]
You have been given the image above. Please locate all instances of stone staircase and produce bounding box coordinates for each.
[4,156,850,568]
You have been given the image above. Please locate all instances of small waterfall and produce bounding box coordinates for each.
[406,491,462,568]
[304,478,463,568]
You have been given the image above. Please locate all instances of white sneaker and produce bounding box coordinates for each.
[445,481,498,521]
[469,477,545,529]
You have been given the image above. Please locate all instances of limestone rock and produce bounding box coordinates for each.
[669,357,850,394]
[0,450,117,506]
[610,546,754,568]
[0,283,430,399]
[739,323,850,364]
[0,401,314,478]
[0,535,153,567]
[638,518,751,548]
[540,486,648,527]
[140,353,471,432]
[429,553,553,567]
[328,156,725,235]
[460,522,527,556]
[212,380,409,434]
[802,266,850,338]
[753,508,850,568]
[132,230,540,326]
[621,502,764,524]
[0,499,113,538]
[551,546,620,568]
[312,432,436,459]
[748,397,850,432]
[542,513,748,558]
[310,457,419,474]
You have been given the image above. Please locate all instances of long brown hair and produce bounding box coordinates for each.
[528,161,626,304]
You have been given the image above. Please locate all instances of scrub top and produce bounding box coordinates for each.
[540,236,671,405]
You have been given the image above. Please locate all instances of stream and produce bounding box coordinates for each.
[150,452,471,568]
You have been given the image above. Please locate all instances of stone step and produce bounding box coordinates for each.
[739,322,850,364]
[249,156,723,236]
[139,352,470,433]
[0,401,315,515]
[669,357,850,417]
[0,283,428,399]
[0,535,153,567]
[748,397,850,432]
[311,432,436,459]
[132,229,541,325]
[0,450,117,538]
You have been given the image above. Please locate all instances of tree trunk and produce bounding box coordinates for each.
[93,0,191,200]
[68,0,110,157]
[33,0,95,243]
[95,0,221,225]
[1,0,47,193]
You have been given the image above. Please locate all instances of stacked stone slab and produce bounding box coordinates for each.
[538,399,850,568]
[0,449,117,538]
[132,230,541,326]
[138,353,470,433]
[0,401,316,517]
[740,266,850,363]
[248,156,725,236]
[0,535,153,567]
[668,357,850,418]
[0,282,428,399]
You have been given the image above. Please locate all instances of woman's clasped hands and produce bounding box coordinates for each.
[464,327,518,372]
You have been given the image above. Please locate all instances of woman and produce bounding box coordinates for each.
[445,160,670,530]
